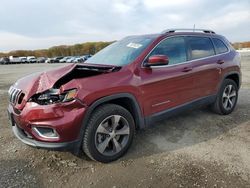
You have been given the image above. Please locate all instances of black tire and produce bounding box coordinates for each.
[83,104,135,163]
[211,79,238,115]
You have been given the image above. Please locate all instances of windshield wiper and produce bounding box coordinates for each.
[76,65,121,72]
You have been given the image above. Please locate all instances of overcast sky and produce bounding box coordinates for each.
[0,0,249,52]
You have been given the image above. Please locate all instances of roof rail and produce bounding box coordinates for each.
[161,28,216,34]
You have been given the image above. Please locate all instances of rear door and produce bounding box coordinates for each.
[185,36,221,98]
[139,36,197,116]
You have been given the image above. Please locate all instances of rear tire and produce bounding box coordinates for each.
[83,104,135,163]
[211,79,238,115]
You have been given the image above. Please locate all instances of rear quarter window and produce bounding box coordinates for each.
[186,37,215,60]
[212,38,229,54]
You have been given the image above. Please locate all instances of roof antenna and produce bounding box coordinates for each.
[193,24,196,32]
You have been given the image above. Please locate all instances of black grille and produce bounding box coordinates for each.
[8,86,23,105]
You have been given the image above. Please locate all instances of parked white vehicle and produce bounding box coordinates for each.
[66,57,76,63]
[45,58,51,63]
[73,57,85,63]
[27,56,37,63]
[9,56,21,63]
[59,56,71,63]
[19,57,27,63]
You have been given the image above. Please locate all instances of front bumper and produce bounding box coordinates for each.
[12,124,80,150]
[8,99,86,150]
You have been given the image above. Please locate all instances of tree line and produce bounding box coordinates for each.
[1,40,249,58]
[232,41,250,50]
[0,41,114,58]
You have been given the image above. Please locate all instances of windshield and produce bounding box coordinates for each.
[85,36,155,66]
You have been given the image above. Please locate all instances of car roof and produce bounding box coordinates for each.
[126,29,224,42]
[165,31,223,38]
[163,29,227,39]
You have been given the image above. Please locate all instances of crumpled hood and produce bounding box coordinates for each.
[14,64,76,97]
[12,63,120,109]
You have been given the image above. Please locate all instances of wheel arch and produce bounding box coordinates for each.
[224,72,240,89]
[219,71,241,92]
[78,93,145,146]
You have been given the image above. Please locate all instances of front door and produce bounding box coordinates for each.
[138,36,197,116]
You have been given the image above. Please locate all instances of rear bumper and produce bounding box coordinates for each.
[12,124,80,150]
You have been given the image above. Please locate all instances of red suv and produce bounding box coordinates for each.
[8,29,241,162]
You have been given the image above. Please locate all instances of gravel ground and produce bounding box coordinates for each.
[0,54,250,188]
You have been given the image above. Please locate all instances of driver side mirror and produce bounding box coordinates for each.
[145,55,169,67]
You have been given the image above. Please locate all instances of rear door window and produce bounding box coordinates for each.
[149,37,187,65]
[212,38,228,54]
[186,37,215,60]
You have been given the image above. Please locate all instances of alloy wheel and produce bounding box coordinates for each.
[95,115,130,156]
[222,84,237,111]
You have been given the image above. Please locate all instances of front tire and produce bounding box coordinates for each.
[211,79,238,115]
[83,104,135,163]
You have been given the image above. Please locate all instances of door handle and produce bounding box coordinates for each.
[182,67,193,72]
[217,60,225,64]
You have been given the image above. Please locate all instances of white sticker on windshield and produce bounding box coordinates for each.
[127,42,143,49]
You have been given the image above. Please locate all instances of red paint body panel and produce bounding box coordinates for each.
[8,100,86,142]
[7,31,241,146]
[139,64,196,115]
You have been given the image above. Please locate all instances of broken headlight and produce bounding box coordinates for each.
[30,88,77,105]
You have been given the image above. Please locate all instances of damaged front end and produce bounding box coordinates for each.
[29,88,77,105]
[22,64,121,106]
[53,64,121,89]
[7,63,121,146]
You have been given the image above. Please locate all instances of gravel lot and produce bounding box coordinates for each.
[0,54,250,188]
